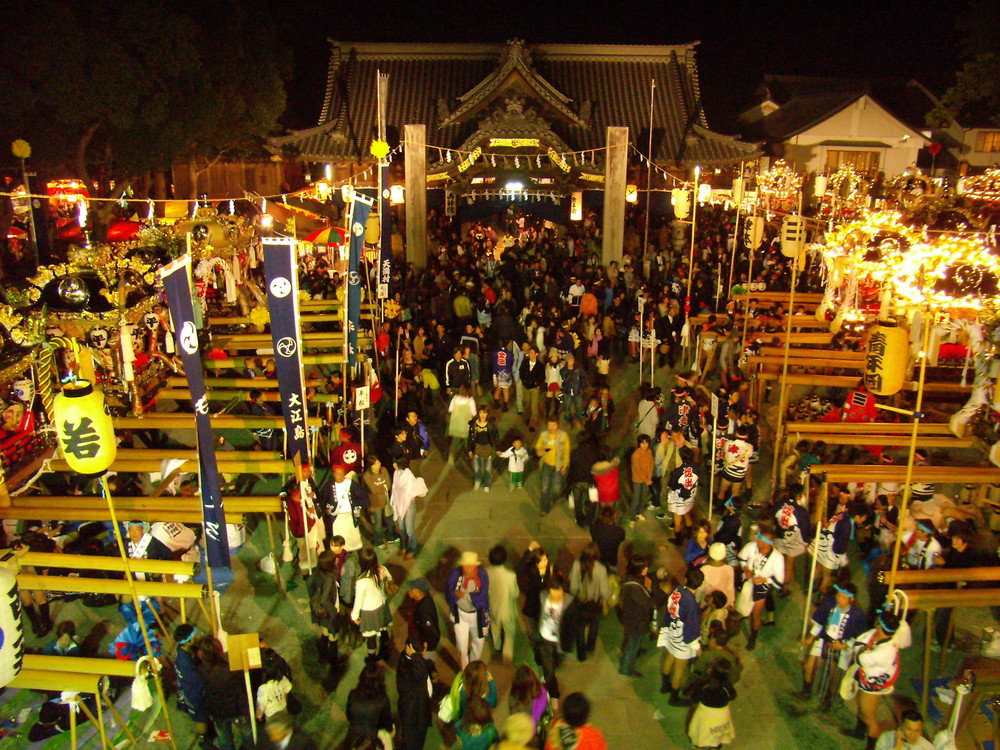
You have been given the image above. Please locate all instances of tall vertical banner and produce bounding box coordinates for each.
[161,256,231,568]
[347,193,373,367]
[261,237,310,465]
[378,163,391,300]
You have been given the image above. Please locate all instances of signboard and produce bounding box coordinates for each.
[355,385,371,411]
[570,191,583,221]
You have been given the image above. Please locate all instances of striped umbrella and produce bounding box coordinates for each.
[303,226,348,246]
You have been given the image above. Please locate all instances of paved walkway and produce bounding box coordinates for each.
[10,356,984,749]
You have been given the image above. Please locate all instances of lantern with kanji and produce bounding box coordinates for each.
[864,319,908,396]
[54,380,117,475]
[0,566,23,688]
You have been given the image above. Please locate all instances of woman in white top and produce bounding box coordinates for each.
[737,521,784,651]
[842,609,901,747]
[255,659,293,720]
[352,547,393,662]
[447,386,478,462]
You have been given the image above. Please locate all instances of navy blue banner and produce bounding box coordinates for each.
[378,164,391,299]
[261,238,311,465]
[347,193,373,366]
[160,256,231,568]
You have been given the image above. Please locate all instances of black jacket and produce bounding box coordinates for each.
[519,358,545,389]
[619,576,654,636]
[409,595,441,651]
[396,653,433,750]
[590,519,625,572]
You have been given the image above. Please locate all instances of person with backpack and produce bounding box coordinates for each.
[307,551,343,682]
[544,692,607,750]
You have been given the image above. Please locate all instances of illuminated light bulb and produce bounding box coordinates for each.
[260,214,274,230]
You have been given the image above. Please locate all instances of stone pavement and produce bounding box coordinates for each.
[10,357,983,749]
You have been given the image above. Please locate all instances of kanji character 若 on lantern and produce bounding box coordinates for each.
[54,380,117,475]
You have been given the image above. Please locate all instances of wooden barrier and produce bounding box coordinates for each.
[112,414,322,429]
[203,354,349,368]
[156,388,340,404]
[731,292,825,305]
[750,332,836,345]
[167,377,343,393]
[749,355,863,370]
[785,422,954,435]
[18,573,205,599]
[877,567,1000,585]
[21,551,196,577]
[23,654,139,678]
[49,458,294,474]
[808,464,1000,483]
[0,497,280,523]
[784,434,973,448]
[756,371,972,393]
[759,347,865,361]
[9,669,101,693]
[690,314,829,330]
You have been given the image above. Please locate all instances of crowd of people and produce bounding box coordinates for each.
[3,200,989,750]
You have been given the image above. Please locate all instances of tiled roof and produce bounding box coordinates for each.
[271,41,758,166]
[741,76,941,141]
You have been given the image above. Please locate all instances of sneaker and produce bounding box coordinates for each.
[655,512,668,520]
[646,503,658,511]
[474,481,481,490]
[636,515,646,522]
[483,487,490,493]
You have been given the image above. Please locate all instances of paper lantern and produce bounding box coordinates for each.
[671,189,690,219]
[697,183,712,204]
[781,215,807,258]
[625,184,638,203]
[864,320,908,396]
[0,566,23,689]
[744,217,764,249]
[54,380,117,475]
[732,178,745,204]
[814,175,828,198]
[389,185,405,204]
[365,214,380,244]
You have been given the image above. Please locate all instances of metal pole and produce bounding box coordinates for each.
[708,419,718,521]
[21,160,41,270]
[642,79,656,263]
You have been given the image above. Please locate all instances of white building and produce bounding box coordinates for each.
[739,76,957,179]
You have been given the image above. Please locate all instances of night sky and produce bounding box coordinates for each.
[274,0,965,133]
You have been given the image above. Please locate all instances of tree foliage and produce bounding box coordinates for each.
[0,0,290,195]
[930,1,1000,127]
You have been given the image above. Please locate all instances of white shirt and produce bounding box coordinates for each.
[874,731,933,750]
[738,541,785,586]
[499,446,528,472]
[256,676,292,718]
[333,479,352,515]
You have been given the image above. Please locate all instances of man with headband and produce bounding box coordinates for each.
[797,582,866,710]
[737,520,784,650]
[902,519,943,570]
[842,608,902,749]
[813,501,871,598]
[174,624,209,746]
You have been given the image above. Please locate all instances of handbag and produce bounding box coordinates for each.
[735,580,754,617]
[839,663,860,701]
[437,674,464,723]
[131,656,154,712]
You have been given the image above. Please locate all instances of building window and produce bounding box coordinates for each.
[975,131,1000,152]
[825,150,880,175]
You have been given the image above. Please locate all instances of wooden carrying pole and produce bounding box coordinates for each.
[770,191,802,491]
[887,310,934,596]
[99,475,177,749]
